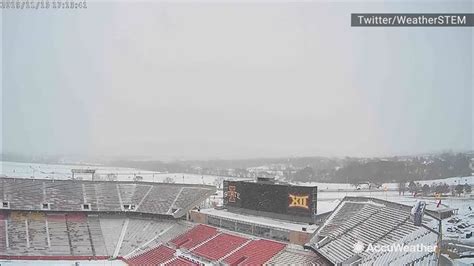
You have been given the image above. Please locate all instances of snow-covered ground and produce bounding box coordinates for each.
[0,161,152,180]
[299,176,474,191]
[0,161,247,186]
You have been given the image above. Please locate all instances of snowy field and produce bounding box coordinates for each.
[299,176,474,191]
[0,161,247,186]
[0,161,151,180]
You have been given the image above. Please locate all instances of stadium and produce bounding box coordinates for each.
[0,174,453,266]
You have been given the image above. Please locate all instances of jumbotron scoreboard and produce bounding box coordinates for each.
[223,180,317,218]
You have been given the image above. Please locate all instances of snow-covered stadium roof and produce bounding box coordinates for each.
[306,197,440,265]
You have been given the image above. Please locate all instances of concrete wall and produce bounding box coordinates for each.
[189,210,208,224]
[289,230,312,246]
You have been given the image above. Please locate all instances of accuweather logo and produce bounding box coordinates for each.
[353,241,365,254]
[352,242,436,253]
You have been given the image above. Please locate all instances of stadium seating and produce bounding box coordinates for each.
[309,197,440,265]
[87,215,108,256]
[126,244,176,265]
[27,213,48,255]
[170,224,218,249]
[349,206,409,242]
[0,177,228,264]
[47,213,73,255]
[46,181,84,211]
[7,213,29,255]
[174,188,209,209]
[95,183,122,211]
[119,218,175,256]
[223,239,286,265]
[165,257,200,266]
[318,202,380,238]
[3,179,43,210]
[65,213,93,256]
[117,184,137,204]
[0,211,195,259]
[267,247,327,266]
[1,210,297,265]
[0,177,214,216]
[118,184,152,207]
[129,222,191,256]
[0,213,7,251]
[98,216,125,256]
[137,185,181,214]
[361,227,437,265]
[318,205,413,263]
[192,233,248,261]
[125,224,322,265]
[82,183,98,210]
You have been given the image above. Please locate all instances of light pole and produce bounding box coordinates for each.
[436,217,442,266]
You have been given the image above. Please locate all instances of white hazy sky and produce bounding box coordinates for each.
[1,1,473,160]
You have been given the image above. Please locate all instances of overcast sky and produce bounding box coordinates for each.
[1,1,472,161]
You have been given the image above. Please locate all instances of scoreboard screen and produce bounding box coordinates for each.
[223,180,317,217]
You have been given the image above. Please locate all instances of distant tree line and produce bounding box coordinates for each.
[86,153,474,184]
[403,180,472,197]
[291,153,471,183]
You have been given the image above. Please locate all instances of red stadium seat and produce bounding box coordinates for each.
[126,245,176,266]
[165,257,200,266]
[170,224,218,249]
[192,233,248,261]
